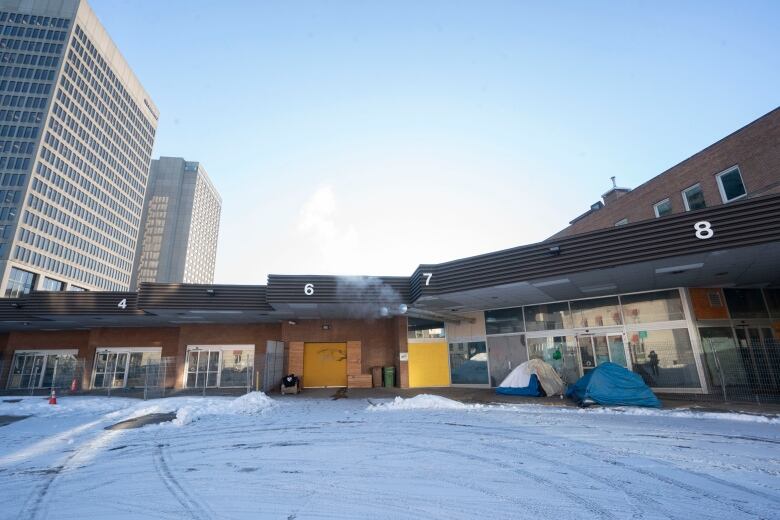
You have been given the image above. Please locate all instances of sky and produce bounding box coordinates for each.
[89,0,780,284]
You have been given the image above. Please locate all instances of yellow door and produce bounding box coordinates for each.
[303,343,347,388]
[408,341,450,388]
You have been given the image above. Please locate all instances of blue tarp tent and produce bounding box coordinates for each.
[496,374,543,396]
[495,359,566,397]
[566,362,661,408]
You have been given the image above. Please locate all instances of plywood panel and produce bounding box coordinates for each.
[288,341,304,382]
[347,374,373,388]
[408,341,450,388]
[689,288,729,320]
[303,342,347,388]
[346,340,362,376]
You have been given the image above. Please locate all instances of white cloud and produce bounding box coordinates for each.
[296,185,360,273]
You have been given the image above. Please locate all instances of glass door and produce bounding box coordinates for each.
[577,334,627,375]
[578,337,596,373]
[93,352,130,388]
[186,349,221,388]
[735,326,778,391]
[8,354,45,389]
[593,336,611,365]
[607,334,628,367]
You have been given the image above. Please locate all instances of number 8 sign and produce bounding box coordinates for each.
[694,221,714,240]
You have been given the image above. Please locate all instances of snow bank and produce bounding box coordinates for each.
[0,395,137,417]
[494,403,780,424]
[173,392,277,426]
[368,394,482,411]
[580,405,780,424]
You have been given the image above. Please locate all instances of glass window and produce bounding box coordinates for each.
[449,341,488,385]
[524,302,571,331]
[485,307,524,335]
[68,285,86,291]
[40,354,78,388]
[487,335,527,386]
[723,289,768,319]
[527,336,578,384]
[620,290,685,324]
[408,318,445,339]
[220,349,254,388]
[125,351,162,388]
[570,296,622,328]
[698,327,748,387]
[716,167,746,202]
[682,184,706,211]
[614,218,628,226]
[763,289,780,317]
[626,328,700,388]
[653,198,672,217]
[5,266,36,297]
[41,277,63,291]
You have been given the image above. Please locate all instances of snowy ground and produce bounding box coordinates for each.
[1,393,779,520]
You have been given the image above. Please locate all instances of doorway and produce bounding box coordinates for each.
[303,343,347,388]
[93,352,129,388]
[186,349,221,388]
[576,333,628,375]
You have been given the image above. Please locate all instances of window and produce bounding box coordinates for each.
[682,184,706,211]
[486,335,527,386]
[723,289,768,319]
[653,198,672,217]
[620,290,686,324]
[41,277,63,291]
[627,329,700,388]
[716,166,746,202]
[523,302,571,331]
[614,218,628,226]
[570,296,622,328]
[4,266,35,297]
[448,341,488,385]
[764,289,780,317]
[485,307,524,335]
[408,318,445,339]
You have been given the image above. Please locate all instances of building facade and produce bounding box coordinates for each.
[132,157,221,287]
[0,109,778,402]
[555,107,780,237]
[0,0,158,297]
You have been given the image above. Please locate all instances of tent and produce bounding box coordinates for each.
[566,362,661,408]
[496,359,565,397]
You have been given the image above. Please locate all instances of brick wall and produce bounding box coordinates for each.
[554,107,780,238]
[0,318,407,390]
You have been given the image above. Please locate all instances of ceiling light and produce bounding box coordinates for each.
[580,283,618,293]
[655,263,704,274]
[532,278,570,288]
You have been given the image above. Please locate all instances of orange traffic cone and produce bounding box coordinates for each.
[49,389,57,405]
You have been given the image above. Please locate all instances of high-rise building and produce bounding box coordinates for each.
[0,0,158,296]
[132,157,221,286]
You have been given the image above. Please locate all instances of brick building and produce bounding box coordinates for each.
[554,107,780,238]
[0,109,779,401]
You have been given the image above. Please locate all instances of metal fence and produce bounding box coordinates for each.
[142,356,176,400]
[627,340,780,405]
[534,339,780,406]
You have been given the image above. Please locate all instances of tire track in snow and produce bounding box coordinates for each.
[152,442,214,520]
[362,436,618,519]
[403,417,777,518]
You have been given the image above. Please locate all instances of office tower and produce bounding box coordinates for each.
[0,0,158,296]
[132,157,221,286]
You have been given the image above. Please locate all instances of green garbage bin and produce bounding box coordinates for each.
[383,366,395,388]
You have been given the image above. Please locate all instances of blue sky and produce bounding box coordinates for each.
[90,0,780,284]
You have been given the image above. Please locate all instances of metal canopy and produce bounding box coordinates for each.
[1,194,778,332]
